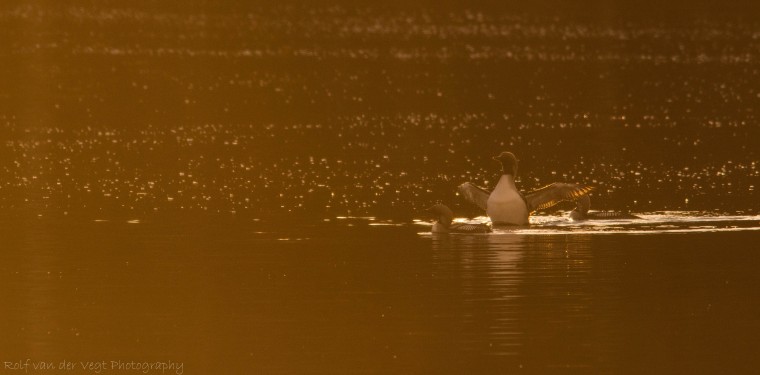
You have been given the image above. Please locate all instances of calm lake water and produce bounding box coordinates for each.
[2,1,760,374]
[1,215,760,374]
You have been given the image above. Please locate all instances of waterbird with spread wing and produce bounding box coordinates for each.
[458,151,595,225]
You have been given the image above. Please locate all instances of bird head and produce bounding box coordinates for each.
[492,151,519,175]
[426,204,454,226]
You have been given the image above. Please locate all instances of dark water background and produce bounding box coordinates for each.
[2,1,760,374]
[2,216,760,374]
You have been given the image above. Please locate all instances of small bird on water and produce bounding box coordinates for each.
[569,195,640,220]
[458,151,595,225]
[427,204,492,233]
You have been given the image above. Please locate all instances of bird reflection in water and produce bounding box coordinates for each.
[428,233,615,372]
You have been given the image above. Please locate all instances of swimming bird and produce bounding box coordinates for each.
[427,204,492,233]
[458,151,594,225]
[569,195,641,220]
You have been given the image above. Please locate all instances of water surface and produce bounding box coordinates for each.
[2,1,760,374]
[2,215,760,373]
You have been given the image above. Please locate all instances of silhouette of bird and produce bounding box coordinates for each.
[427,204,492,233]
[458,151,594,225]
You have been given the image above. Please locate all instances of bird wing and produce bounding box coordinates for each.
[457,182,490,211]
[524,183,595,212]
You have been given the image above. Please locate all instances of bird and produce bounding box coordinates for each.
[458,151,594,225]
[569,195,640,220]
[427,204,492,233]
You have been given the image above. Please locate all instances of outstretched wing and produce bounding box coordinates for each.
[524,183,594,212]
[457,182,490,211]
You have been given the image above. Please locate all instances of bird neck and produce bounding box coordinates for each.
[437,217,452,227]
[496,174,517,188]
[500,162,517,176]
[432,221,450,233]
